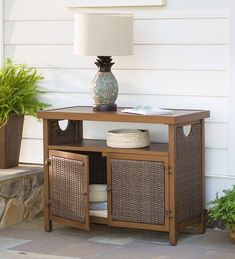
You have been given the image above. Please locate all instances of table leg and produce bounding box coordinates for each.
[169,125,177,246]
[199,119,206,234]
[43,119,52,232]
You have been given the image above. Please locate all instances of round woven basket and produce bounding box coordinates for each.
[107,129,150,148]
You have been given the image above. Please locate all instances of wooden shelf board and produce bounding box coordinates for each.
[48,139,168,156]
[38,106,210,125]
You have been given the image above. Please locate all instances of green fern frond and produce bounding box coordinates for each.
[0,59,49,127]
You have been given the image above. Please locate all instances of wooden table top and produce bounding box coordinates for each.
[37,106,210,125]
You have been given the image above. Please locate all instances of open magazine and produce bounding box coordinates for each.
[121,106,173,115]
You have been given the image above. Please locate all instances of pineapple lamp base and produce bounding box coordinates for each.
[91,56,118,112]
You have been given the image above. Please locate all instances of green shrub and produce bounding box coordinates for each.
[0,59,49,127]
[208,185,235,232]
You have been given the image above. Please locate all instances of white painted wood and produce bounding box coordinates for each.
[135,18,228,45]
[5,45,228,70]
[0,0,3,64]
[65,0,167,8]
[20,138,43,164]
[205,176,235,205]
[205,148,228,175]
[22,116,43,139]
[4,21,74,45]
[4,0,70,21]
[38,69,228,97]
[4,19,228,45]
[132,9,229,19]
[4,0,228,21]
[205,123,228,149]
[228,3,235,176]
[163,0,231,10]
[117,45,227,70]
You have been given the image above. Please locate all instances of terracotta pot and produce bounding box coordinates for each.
[0,114,24,169]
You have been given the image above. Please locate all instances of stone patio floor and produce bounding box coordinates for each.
[0,217,234,259]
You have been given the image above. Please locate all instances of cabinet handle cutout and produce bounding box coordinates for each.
[183,125,192,137]
[58,120,69,131]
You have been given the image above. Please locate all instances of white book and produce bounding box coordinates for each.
[121,106,173,115]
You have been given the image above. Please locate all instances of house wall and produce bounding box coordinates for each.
[0,0,3,64]
[2,0,235,203]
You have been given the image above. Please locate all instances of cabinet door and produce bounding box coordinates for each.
[107,153,169,232]
[48,150,90,230]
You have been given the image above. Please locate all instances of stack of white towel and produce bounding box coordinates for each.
[89,184,107,218]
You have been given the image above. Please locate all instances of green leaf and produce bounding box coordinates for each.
[207,185,235,231]
[0,59,49,127]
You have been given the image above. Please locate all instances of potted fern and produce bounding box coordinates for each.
[208,185,235,242]
[0,59,48,168]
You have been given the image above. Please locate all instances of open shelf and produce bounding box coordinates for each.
[48,139,168,156]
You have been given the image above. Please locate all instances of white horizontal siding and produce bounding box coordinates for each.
[3,0,229,21]
[22,116,43,139]
[205,176,235,204]
[0,0,3,64]
[4,19,228,45]
[20,138,43,164]
[205,123,227,149]
[65,0,167,8]
[38,69,228,97]
[228,3,235,177]
[205,148,228,176]
[135,19,228,45]
[5,45,228,70]
[3,0,70,21]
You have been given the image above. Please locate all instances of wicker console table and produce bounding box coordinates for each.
[38,106,210,246]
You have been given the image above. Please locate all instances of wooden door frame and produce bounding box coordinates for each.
[48,149,90,231]
[106,152,169,232]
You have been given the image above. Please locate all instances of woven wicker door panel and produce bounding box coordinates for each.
[110,159,165,225]
[49,150,89,230]
[176,123,202,223]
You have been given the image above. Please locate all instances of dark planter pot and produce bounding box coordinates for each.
[0,114,24,169]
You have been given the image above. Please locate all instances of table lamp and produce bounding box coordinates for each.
[74,13,133,111]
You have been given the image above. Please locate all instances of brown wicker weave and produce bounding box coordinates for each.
[50,156,86,222]
[111,159,165,225]
[84,152,106,184]
[49,120,82,145]
[176,123,202,223]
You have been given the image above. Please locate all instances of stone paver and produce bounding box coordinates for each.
[0,237,30,251]
[0,250,79,259]
[0,217,234,259]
